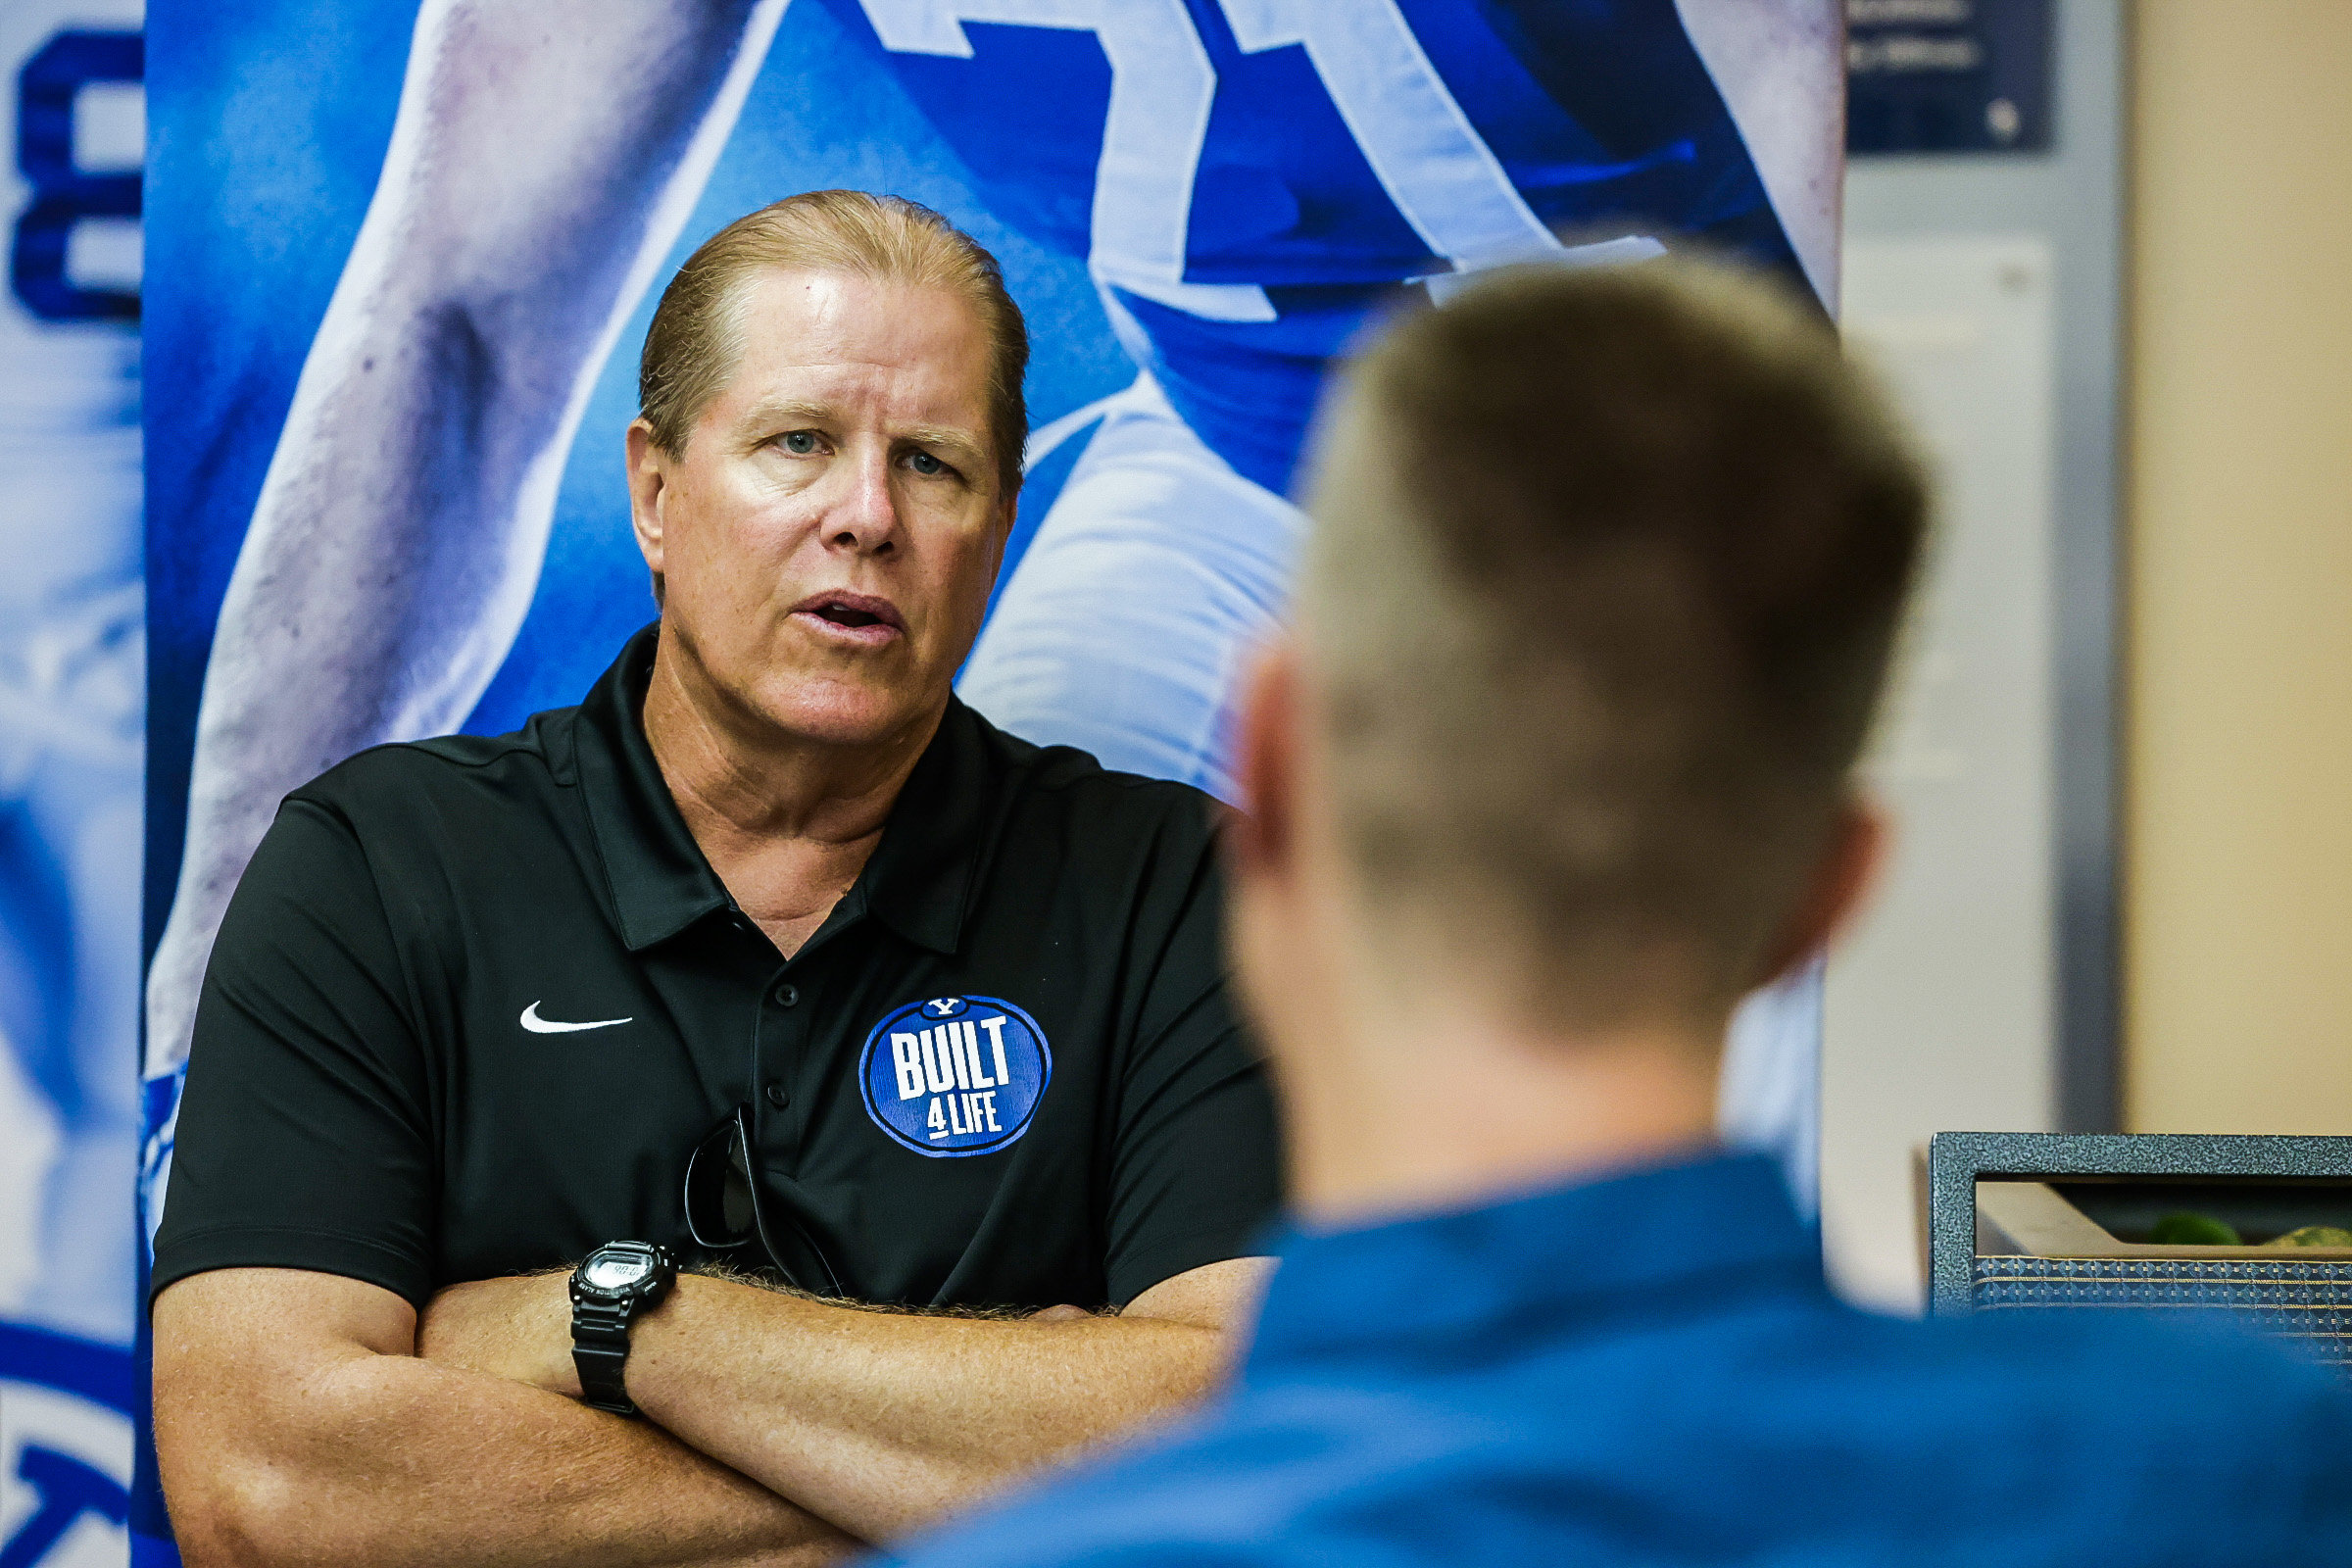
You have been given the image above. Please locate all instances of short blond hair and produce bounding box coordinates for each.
[638,190,1029,496]
[1302,258,1927,1033]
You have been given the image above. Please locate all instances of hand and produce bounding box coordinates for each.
[416,1272,581,1398]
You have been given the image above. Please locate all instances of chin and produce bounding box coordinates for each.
[748,670,934,750]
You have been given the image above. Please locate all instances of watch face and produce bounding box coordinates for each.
[582,1253,650,1291]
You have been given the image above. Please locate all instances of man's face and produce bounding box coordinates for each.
[631,268,1010,749]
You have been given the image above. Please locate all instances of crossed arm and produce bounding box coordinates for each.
[152,1257,1270,1567]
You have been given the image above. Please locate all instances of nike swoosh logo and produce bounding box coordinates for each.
[520,1002,634,1035]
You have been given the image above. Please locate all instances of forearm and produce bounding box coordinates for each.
[198,0,783,751]
[161,1341,853,1568]
[628,1280,1225,1540]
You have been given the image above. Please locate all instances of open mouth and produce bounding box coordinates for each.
[791,592,905,641]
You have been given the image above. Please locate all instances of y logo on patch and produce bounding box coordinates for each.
[858,996,1051,1157]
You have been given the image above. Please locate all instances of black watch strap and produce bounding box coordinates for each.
[570,1241,676,1418]
[571,1299,638,1415]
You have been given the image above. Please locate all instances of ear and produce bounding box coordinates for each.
[1752,795,1888,988]
[984,487,1020,585]
[1226,637,1301,890]
[626,418,671,579]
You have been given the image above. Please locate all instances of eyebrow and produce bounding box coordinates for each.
[739,398,989,465]
[740,397,837,429]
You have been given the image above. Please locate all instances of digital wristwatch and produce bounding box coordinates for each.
[568,1240,678,1416]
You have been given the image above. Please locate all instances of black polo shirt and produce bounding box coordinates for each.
[152,627,1281,1312]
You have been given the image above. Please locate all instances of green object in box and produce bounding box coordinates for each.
[2149,1210,2242,1247]
[2262,1225,2352,1249]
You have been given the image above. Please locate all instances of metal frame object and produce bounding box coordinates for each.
[1926,1131,2352,1315]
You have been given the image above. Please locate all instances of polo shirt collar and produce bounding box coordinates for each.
[572,624,990,956]
[1246,1150,1824,1374]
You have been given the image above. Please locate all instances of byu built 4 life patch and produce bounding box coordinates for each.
[858,996,1052,1157]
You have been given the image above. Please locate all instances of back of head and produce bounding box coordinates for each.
[1299,257,1927,1037]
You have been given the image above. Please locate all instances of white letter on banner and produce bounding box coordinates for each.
[858,0,1274,321]
[1219,0,1567,274]
[921,1027,957,1094]
[892,1032,926,1100]
[980,1014,1011,1084]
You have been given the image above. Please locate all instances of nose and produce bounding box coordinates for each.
[827,444,901,557]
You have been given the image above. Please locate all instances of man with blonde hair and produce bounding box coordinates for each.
[882,256,2352,1566]
[148,192,1282,1567]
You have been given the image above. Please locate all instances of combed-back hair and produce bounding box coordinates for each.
[1299,256,1928,1034]
[637,190,1029,497]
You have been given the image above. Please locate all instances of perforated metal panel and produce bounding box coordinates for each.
[1929,1133,2352,1375]
[1973,1255,2352,1374]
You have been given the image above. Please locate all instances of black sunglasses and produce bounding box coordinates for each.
[682,1103,843,1297]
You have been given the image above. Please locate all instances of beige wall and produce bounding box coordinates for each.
[2129,3,2352,1131]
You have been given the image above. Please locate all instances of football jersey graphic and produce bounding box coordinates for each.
[3,9,143,1568]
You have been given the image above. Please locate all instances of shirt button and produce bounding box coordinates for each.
[763,1081,791,1109]
[772,982,799,1008]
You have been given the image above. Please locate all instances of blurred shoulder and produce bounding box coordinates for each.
[1771,1300,2352,1549]
[885,1412,1329,1568]
[895,1319,2352,1566]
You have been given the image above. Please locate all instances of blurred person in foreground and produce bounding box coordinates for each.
[885,258,2352,1567]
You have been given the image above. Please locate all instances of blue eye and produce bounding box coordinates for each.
[781,430,818,455]
[907,450,944,476]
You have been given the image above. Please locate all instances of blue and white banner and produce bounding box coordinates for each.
[1,5,142,1567]
[126,3,1842,1562]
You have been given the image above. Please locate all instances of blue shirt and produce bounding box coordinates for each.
[892,1152,2352,1566]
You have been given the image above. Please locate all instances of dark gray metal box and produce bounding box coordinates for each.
[1926,1132,2352,1373]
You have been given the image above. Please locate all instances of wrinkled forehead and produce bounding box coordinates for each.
[716,267,994,429]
